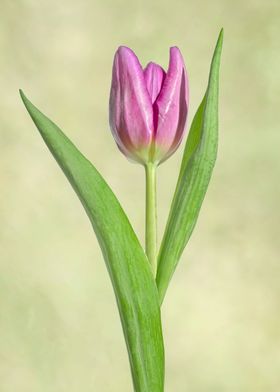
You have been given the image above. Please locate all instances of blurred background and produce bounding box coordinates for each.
[1,0,280,390]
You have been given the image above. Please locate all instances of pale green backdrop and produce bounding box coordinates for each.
[0,0,280,391]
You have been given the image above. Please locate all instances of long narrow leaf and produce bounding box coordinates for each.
[156,30,224,304]
[20,91,164,392]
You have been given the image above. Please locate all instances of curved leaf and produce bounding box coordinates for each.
[156,30,224,304]
[20,91,164,392]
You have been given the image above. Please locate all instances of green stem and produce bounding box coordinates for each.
[145,162,157,277]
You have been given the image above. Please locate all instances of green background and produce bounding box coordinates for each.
[1,0,279,390]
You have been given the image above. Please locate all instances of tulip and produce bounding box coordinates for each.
[109,46,189,276]
[109,46,189,165]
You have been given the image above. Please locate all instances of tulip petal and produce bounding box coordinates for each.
[154,47,189,161]
[109,46,154,162]
[144,62,166,104]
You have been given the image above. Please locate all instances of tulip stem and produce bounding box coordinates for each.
[145,162,157,276]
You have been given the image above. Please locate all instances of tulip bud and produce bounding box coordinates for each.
[109,46,189,165]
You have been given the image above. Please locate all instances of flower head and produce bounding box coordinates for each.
[109,46,189,164]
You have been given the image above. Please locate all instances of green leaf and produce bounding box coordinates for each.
[156,29,224,304]
[20,91,164,392]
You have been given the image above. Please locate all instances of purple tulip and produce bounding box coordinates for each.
[109,46,189,164]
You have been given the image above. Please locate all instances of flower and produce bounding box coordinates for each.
[109,46,189,165]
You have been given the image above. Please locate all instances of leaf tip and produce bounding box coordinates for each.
[217,28,224,51]
[19,89,29,107]
[210,28,224,71]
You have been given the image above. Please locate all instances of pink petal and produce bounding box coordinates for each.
[154,47,189,160]
[109,46,154,161]
[144,62,166,104]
